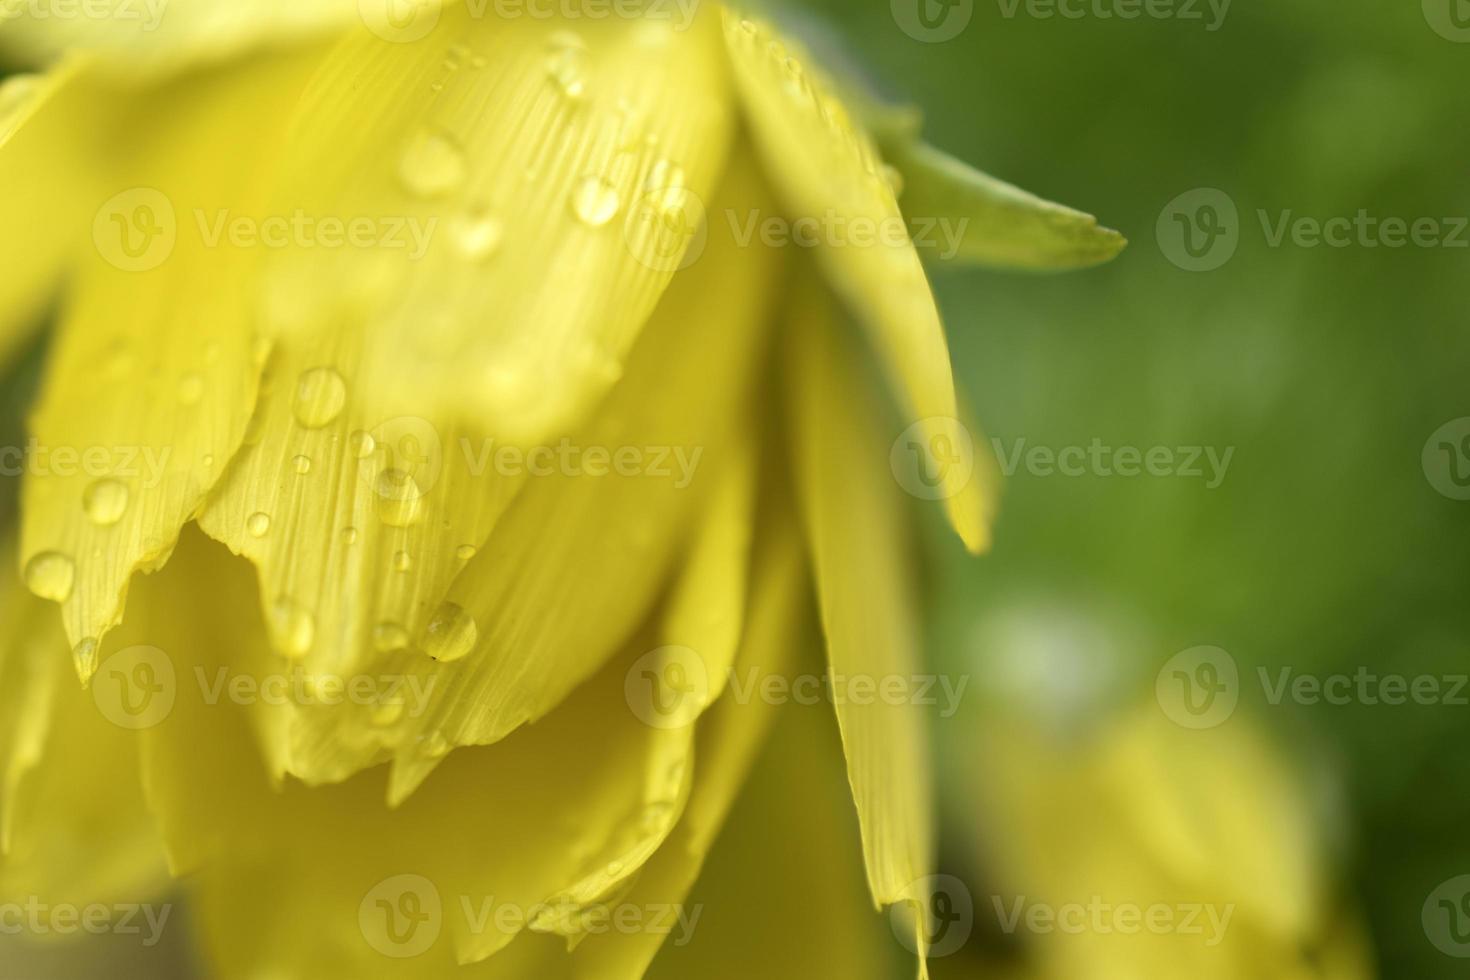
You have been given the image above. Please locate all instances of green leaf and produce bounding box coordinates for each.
[877,128,1127,271]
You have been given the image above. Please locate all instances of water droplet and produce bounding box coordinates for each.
[422,602,477,662]
[292,367,347,428]
[83,479,129,527]
[393,550,413,573]
[291,454,313,475]
[451,207,502,261]
[341,526,359,545]
[606,860,624,877]
[642,158,688,215]
[455,544,477,561]
[641,801,674,831]
[375,468,425,527]
[178,372,204,405]
[72,637,99,679]
[24,551,75,603]
[373,621,411,653]
[247,512,272,538]
[202,454,216,468]
[399,127,466,199]
[546,47,587,100]
[349,430,377,459]
[571,176,621,227]
[269,596,315,659]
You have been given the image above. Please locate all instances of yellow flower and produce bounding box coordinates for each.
[954,687,1374,979]
[0,2,1122,977]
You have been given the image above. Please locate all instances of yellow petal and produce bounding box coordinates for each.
[109,528,737,974]
[381,154,782,800]
[571,502,802,979]
[189,10,741,787]
[967,700,1373,980]
[784,280,935,917]
[0,538,169,909]
[533,430,759,943]
[0,0,363,77]
[257,6,734,444]
[645,692,898,980]
[721,11,991,552]
[19,45,330,678]
[0,58,108,370]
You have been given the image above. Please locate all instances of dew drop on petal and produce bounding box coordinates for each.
[83,479,129,527]
[292,367,347,429]
[451,207,503,262]
[455,544,476,561]
[269,596,315,659]
[24,551,75,603]
[247,512,272,538]
[341,526,359,545]
[399,127,466,199]
[375,468,425,527]
[73,637,99,678]
[349,430,376,459]
[393,550,413,573]
[291,454,313,475]
[571,176,621,227]
[422,602,477,662]
[546,48,587,100]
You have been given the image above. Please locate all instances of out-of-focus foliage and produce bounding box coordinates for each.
[793,0,1470,977]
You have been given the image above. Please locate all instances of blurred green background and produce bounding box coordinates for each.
[788,0,1469,976]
